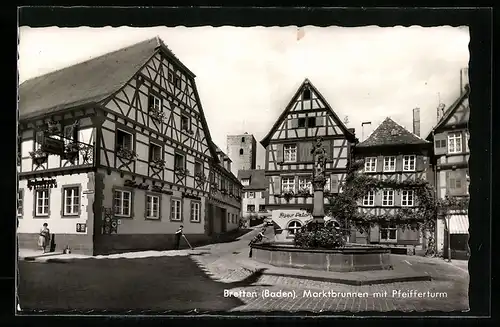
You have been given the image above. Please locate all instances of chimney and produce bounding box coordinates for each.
[460,67,469,95]
[412,108,420,137]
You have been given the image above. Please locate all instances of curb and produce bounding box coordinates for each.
[238,261,432,286]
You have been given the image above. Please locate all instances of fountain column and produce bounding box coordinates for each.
[311,137,327,224]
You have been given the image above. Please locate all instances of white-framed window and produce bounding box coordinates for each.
[174,153,185,170]
[150,94,162,111]
[63,187,80,216]
[17,190,23,216]
[241,178,250,186]
[401,190,414,207]
[181,115,190,131]
[281,177,295,192]
[149,143,162,162]
[403,155,416,171]
[171,199,182,221]
[248,191,255,198]
[284,144,297,162]
[380,223,397,242]
[324,177,331,192]
[363,190,375,206]
[298,176,312,193]
[383,156,396,172]
[364,157,377,172]
[382,189,394,206]
[190,202,200,222]
[146,195,160,219]
[35,131,44,151]
[448,132,462,153]
[35,189,49,216]
[287,221,302,235]
[114,190,131,217]
[116,129,133,151]
[63,124,78,146]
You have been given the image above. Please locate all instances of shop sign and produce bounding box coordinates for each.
[27,179,57,190]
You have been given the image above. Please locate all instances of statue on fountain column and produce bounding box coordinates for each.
[311,137,327,190]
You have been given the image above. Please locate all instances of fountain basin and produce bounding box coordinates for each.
[250,243,393,272]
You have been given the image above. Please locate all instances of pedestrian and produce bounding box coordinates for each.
[248,227,267,258]
[174,225,184,250]
[38,223,50,253]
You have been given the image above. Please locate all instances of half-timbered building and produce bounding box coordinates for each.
[238,169,270,227]
[17,37,239,254]
[426,68,470,258]
[354,117,433,251]
[207,144,243,235]
[260,79,357,242]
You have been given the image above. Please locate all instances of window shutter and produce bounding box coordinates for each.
[375,190,382,206]
[276,144,284,163]
[148,95,153,110]
[370,225,380,243]
[291,119,299,129]
[398,227,419,241]
[330,174,339,193]
[459,169,467,195]
[434,133,447,155]
[323,140,332,161]
[415,155,423,171]
[396,155,403,172]
[316,116,323,127]
[394,190,401,206]
[273,176,281,195]
[296,143,301,162]
[376,156,383,172]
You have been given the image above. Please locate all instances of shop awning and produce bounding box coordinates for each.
[448,214,469,234]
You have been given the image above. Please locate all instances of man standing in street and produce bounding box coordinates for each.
[174,225,184,250]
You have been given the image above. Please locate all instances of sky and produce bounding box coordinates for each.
[18,26,470,169]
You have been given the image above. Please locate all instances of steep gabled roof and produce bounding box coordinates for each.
[237,169,267,190]
[425,85,470,141]
[19,36,196,121]
[19,36,220,164]
[357,117,430,148]
[260,78,356,148]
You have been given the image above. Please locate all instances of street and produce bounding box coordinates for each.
[18,227,469,313]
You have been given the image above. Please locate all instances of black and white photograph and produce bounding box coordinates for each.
[16,16,475,314]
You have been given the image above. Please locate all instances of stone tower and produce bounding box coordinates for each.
[227,133,257,175]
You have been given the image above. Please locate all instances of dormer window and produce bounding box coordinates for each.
[241,178,250,186]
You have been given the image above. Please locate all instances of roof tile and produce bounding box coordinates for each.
[357,117,430,147]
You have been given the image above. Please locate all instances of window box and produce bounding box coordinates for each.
[29,149,48,166]
[297,188,312,197]
[194,172,207,183]
[281,190,295,202]
[174,167,189,178]
[149,107,166,122]
[150,158,166,169]
[116,146,137,160]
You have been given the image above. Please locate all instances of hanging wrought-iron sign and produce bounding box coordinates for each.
[41,136,65,155]
[76,223,87,233]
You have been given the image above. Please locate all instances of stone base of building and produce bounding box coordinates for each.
[94,233,210,255]
[18,233,94,255]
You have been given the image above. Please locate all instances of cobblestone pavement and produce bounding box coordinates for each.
[190,227,469,313]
